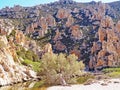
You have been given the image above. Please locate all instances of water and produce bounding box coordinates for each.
[0,81,47,90]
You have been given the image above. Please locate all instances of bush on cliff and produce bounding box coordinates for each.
[22,59,41,72]
[17,47,39,62]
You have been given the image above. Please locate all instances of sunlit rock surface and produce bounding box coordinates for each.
[0,35,37,86]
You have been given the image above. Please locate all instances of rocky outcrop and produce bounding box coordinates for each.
[0,19,14,35]
[25,14,56,38]
[53,30,62,41]
[46,14,56,27]
[89,16,120,70]
[56,8,71,19]
[70,49,81,58]
[15,30,26,46]
[91,2,105,20]
[25,23,35,34]
[70,25,83,40]
[66,15,74,27]
[14,29,42,58]
[54,41,66,51]
[43,43,53,54]
[0,35,37,86]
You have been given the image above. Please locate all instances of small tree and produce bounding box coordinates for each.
[39,53,85,85]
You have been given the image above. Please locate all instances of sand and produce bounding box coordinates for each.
[47,79,120,90]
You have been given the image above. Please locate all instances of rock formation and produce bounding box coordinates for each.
[70,25,83,40]
[43,43,53,54]
[0,19,14,35]
[56,8,71,19]
[89,16,120,70]
[0,35,37,86]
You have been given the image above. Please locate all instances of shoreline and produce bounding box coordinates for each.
[47,78,120,90]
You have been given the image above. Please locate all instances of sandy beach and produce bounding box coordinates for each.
[47,79,120,90]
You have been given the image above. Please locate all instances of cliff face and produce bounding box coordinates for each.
[0,19,49,86]
[89,16,120,70]
[25,14,56,38]
[0,35,36,86]
[0,19,14,35]
[0,19,54,86]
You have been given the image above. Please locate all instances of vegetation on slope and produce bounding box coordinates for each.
[102,67,120,78]
[22,59,41,72]
[39,53,85,85]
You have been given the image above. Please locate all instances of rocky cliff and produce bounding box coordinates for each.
[0,35,37,86]
[0,19,54,86]
[89,16,120,70]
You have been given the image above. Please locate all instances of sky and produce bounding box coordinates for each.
[0,0,119,9]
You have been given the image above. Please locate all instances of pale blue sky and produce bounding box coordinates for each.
[0,0,119,9]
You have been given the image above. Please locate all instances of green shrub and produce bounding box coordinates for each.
[107,72,120,78]
[33,80,45,88]
[16,45,26,58]
[77,74,95,84]
[17,50,26,59]
[22,59,41,72]
[39,53,85,85]
[17,46,39,62]
[102,67,120,78]
[10,30,16,37]
[25,50,34,60]
[102,68,120,73]
[7,30,16,39]
[25,50,39,62]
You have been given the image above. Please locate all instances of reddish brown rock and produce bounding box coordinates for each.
[70,49,81,59]
[70,25,83,40]
[40,17,48,34]
[54,30,62,41]
[96,59,105,67]
[90,15,120,69]
[66,15,74,27]
[56,8,71,19]
[91,42,101,54]
[54,41,66,51]
[98,27,106,42]
[90,2,105,20]
[115,21,120,33]
[100,16,114,28]
[46,14,56,27]
[97,50,106,59]
[107,54,114,66]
